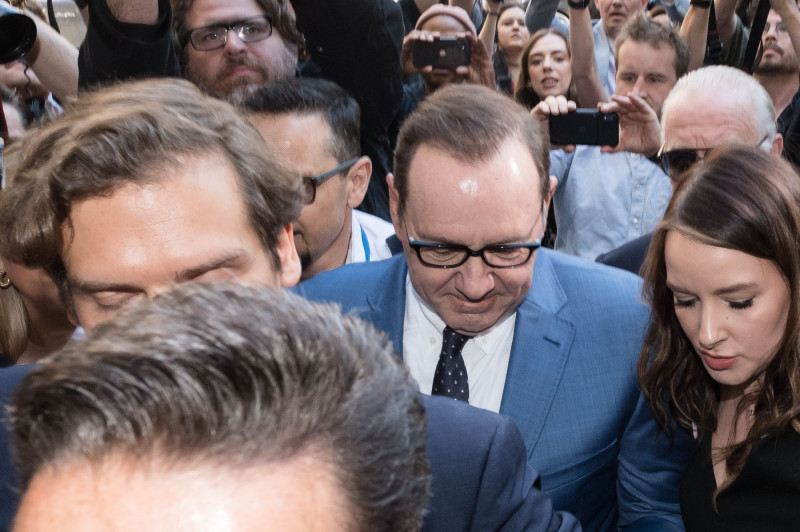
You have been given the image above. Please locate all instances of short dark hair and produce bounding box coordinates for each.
[172,0,304,50]
[393,84,550,219]
[0,78,303,310]
[10,283,430,531]
[615,13,689,79]
[245,78,361,162]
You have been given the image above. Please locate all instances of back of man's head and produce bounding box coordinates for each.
[615,13,689,79]
[393,83,550,220]
[661,65,777,145]
[245,78,361,162]
[0,78,302,307]
[10,284,430,532]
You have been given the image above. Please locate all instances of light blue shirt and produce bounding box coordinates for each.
[593,21,616,96]
[551,146,673,259]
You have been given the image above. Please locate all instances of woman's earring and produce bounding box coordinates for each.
[0,270,11,289]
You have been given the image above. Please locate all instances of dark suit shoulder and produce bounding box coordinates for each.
[0,365,36,532]
[421,395,580,532]
[595,233,653,276]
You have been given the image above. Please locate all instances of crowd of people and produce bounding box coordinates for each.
[1,0,800,530]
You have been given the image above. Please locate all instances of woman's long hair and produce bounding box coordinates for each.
[639,145,800,501]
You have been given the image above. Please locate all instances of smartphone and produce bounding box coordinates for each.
[548,109,619,147]
[412,38,470,69]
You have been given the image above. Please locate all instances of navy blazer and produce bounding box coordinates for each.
[297,249,692,532]
[0,366,578,532]
[595,233,653,276]
[0,365,32,531]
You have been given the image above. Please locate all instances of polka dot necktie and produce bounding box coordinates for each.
[431,326,471,402]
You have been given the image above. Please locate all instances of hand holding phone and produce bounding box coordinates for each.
[412,37,471,70]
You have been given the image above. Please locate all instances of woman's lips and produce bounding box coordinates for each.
[701,349,738,371]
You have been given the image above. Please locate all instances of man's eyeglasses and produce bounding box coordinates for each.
[302,157,360,204]
[659,134,770,178]
[407,235,542,269]
[184,16,273,52]
[658,146,713,178]
[764,22,788,34]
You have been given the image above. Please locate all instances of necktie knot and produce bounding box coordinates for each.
[432,326,471,402]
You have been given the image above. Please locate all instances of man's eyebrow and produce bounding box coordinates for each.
[69,279,141,295]
[176,250,250,281]
[69,251,250,295]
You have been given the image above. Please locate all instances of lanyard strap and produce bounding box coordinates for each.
[360,226,370,262]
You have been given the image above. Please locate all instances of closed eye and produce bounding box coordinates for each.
[673,297,696,309]
[728,298,754,310]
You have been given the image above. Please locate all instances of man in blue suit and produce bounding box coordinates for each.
[0,79,577,532]
[297,84,692,532]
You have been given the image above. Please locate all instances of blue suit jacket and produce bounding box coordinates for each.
[0,366,579,532]
[297,249,692,532]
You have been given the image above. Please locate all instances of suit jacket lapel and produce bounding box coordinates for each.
[364,256,408,358]
[500,250,576,454]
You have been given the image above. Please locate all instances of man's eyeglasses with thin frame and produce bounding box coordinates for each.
[302,157,360,205]
[184,15,273,51]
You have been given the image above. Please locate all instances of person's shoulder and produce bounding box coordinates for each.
[295,255,406,297]
[541,248,642,286]
[596,232,652,275]
[422,394,507,440]
[0,364,36,401]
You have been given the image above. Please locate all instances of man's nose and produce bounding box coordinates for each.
[223,28,248,55]
[456,256,495,299]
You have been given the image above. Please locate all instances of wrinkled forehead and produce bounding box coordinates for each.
[662,92,760,149]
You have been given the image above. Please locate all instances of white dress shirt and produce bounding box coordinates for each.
[402,276,515,413]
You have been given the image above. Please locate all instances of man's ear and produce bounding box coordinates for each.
[545,176,557,210]
[388,173,404,238]
[276,223,302,287]
[346,156,372,208]
[771,133,784,156]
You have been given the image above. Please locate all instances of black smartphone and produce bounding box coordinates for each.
[412,38,470,69]
[548,109,619,147]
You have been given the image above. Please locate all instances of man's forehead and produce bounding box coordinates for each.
[663,96,757,148]
[403,140,543,225]
[187,0,267,27]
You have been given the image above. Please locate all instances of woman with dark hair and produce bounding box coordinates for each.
[639,145,800,531]
[515,28,576,110]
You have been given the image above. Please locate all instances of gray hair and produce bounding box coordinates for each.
[661,65,777,146]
